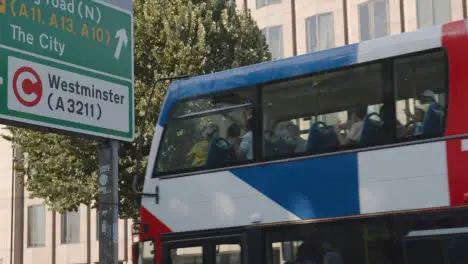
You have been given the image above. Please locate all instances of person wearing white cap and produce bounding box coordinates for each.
[419,89,437,104]
[403,89,435,127]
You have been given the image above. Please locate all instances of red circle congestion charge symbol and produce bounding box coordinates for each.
[12,66,43,107]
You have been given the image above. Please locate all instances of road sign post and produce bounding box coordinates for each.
[99,139,120,264]
[0,0,134,141]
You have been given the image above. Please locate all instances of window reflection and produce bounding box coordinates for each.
[269,211,468,264]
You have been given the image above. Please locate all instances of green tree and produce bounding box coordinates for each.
[6,0,271,219]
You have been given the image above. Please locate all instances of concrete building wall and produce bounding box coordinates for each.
[0,130,134,264]
[0,127,13,264]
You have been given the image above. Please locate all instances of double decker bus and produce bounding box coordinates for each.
[133,19,468,264]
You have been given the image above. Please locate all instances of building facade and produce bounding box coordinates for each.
[0,128,134,264]
[0,1,467,263]
[237,0,466,60]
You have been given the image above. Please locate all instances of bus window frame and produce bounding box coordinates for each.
[263,206,468,264]
[152,86,260,177]
[259,58,388,160]
[152,47,450,180]
[161,231,245,264]
[391,48,449,144]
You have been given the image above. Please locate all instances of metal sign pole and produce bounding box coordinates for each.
[98,140,120,264]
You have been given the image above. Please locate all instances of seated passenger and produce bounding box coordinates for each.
[276,122,306,153]
[410,105,427,136]
[187,124,219,167]
[380,104,407,137]
[239,118,253,160]
[226,123,242,159]
[401,104,428,137]
[334,107,366,145]
[419,89,437,105]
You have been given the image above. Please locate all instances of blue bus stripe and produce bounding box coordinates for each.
[159,44,359,125]
[231,153,361,220]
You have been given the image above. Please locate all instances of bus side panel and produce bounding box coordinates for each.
[443,20,468,206]
[143,141,453,233]
[154,170,301,232]
[358,141,450,214]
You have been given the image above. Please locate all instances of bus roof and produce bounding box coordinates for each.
[158,24,443,125]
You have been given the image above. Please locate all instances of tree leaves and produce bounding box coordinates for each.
[7,0,271,219]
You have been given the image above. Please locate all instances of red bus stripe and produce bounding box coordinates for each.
[140,206,172,264]
[443,20,468,206]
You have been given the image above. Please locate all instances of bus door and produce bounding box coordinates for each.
[403,227,468,264]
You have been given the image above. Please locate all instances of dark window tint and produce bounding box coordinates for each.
[393,50,447,139]
[404,228,468,264]
[267,210,468,264]
[262,63,384,159]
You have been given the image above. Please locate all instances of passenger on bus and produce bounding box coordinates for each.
[404,89,437,121]
[411,105,426,136]
[226,123,242,159]
[401,104,428,137]
[239,118,253,160]
[277,122,306,153]
[187,123,219,167]
[334,107,366,145]
[419,89,437,104]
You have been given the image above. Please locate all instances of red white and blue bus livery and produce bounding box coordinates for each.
[134,19,468,264]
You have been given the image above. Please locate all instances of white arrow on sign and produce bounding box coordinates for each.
[114,28,129,60]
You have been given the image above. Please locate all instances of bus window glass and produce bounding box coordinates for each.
[155,91,254,175]
[262,63,384,159]
[170,246,203,264]
[215,244,241,264]
[267,211,468,264]
[393,50,447,139]
[404,229,468,264]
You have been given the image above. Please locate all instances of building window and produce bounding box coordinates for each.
[256,0,280,9]
[262,25,284,60]
[416,0,451,28]
[305,12,334,53]
[27,205,45,247]
[61,210,80,244]
[359,0,388,41]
